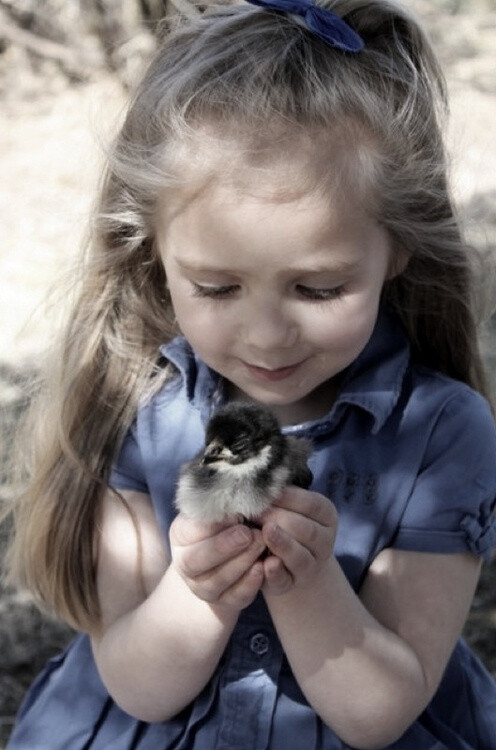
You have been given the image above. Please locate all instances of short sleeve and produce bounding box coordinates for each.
[392,388,496,560]
[108,423,149,494]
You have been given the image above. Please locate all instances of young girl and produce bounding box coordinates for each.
[5,1,496,748]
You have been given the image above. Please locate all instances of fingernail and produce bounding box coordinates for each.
[267,523,282,544]
[230,526,251,547]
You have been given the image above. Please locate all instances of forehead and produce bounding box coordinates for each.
[161,121,380,208]
[156,165,391,279]
[161,182,349,253]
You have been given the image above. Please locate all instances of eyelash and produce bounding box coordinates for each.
[191,282,345,301]
[295,284,345,301]
[191,283,239,299]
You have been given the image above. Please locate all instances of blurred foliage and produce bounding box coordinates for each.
[415,0,496,10]
[0,0,172,86]
[0,0,494,87]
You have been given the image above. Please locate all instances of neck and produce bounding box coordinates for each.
[227,377,340,426]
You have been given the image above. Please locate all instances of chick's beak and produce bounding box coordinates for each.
[202,438,234,465]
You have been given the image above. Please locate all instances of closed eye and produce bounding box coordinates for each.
[231,437,249,453]
[191,283,239,299]
[190,282,345,301]
[296,284,345,301]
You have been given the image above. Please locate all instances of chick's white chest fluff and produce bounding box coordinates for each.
[175,444,290,523]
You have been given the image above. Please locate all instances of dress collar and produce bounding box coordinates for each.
[332,309,410,433]
[159,338,225,417]
[160,308,410,436]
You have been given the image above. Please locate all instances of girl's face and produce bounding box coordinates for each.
[157,181,395,425]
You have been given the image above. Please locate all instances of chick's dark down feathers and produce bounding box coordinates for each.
[174,402,313,523]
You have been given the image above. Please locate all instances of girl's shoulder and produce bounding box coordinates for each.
[407,362,495,440]
[373,309,494,435]
[330,309,495,442]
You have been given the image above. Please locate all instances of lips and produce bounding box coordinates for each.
[243,361,304,382]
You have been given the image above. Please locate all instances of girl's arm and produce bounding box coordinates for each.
[91,489,265,722]
[261,488,481,750]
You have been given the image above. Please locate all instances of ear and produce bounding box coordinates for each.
[387,249,410,280]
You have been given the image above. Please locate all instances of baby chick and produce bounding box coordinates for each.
[175,401,313,524]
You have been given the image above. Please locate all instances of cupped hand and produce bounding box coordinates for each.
[170,514,266,611]
[260,487,338,597]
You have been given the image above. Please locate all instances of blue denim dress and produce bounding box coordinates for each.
[8,311,496,749]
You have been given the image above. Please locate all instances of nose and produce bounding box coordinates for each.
[242,299,298,352]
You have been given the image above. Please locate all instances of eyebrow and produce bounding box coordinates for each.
[174,257,362,276]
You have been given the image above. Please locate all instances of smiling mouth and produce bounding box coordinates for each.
[244,361,304,382]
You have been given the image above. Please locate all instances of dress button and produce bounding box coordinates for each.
[250,632,270,656]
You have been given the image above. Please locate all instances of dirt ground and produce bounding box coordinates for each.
[0,2,495,747]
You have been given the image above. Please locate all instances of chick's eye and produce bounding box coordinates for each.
[231,438,248,453]
[191,283,239,299]
[296,284,345,301]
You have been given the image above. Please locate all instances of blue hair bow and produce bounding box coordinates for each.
[245,0,364,52]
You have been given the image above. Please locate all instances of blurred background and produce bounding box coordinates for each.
[0,0,495,746]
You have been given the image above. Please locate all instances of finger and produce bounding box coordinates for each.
[171,514,235,547]
[268,487,337,527]
[217,560,265,610]
[263,521,314,579]
[177,524,259,578]
[262,555,293,596]
[262,508,333,562]
[185,535,266,602]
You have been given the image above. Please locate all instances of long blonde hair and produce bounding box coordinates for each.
[4,0,490,631]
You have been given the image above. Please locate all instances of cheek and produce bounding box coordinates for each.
[304,298,377,352]
[170,296,233,351]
